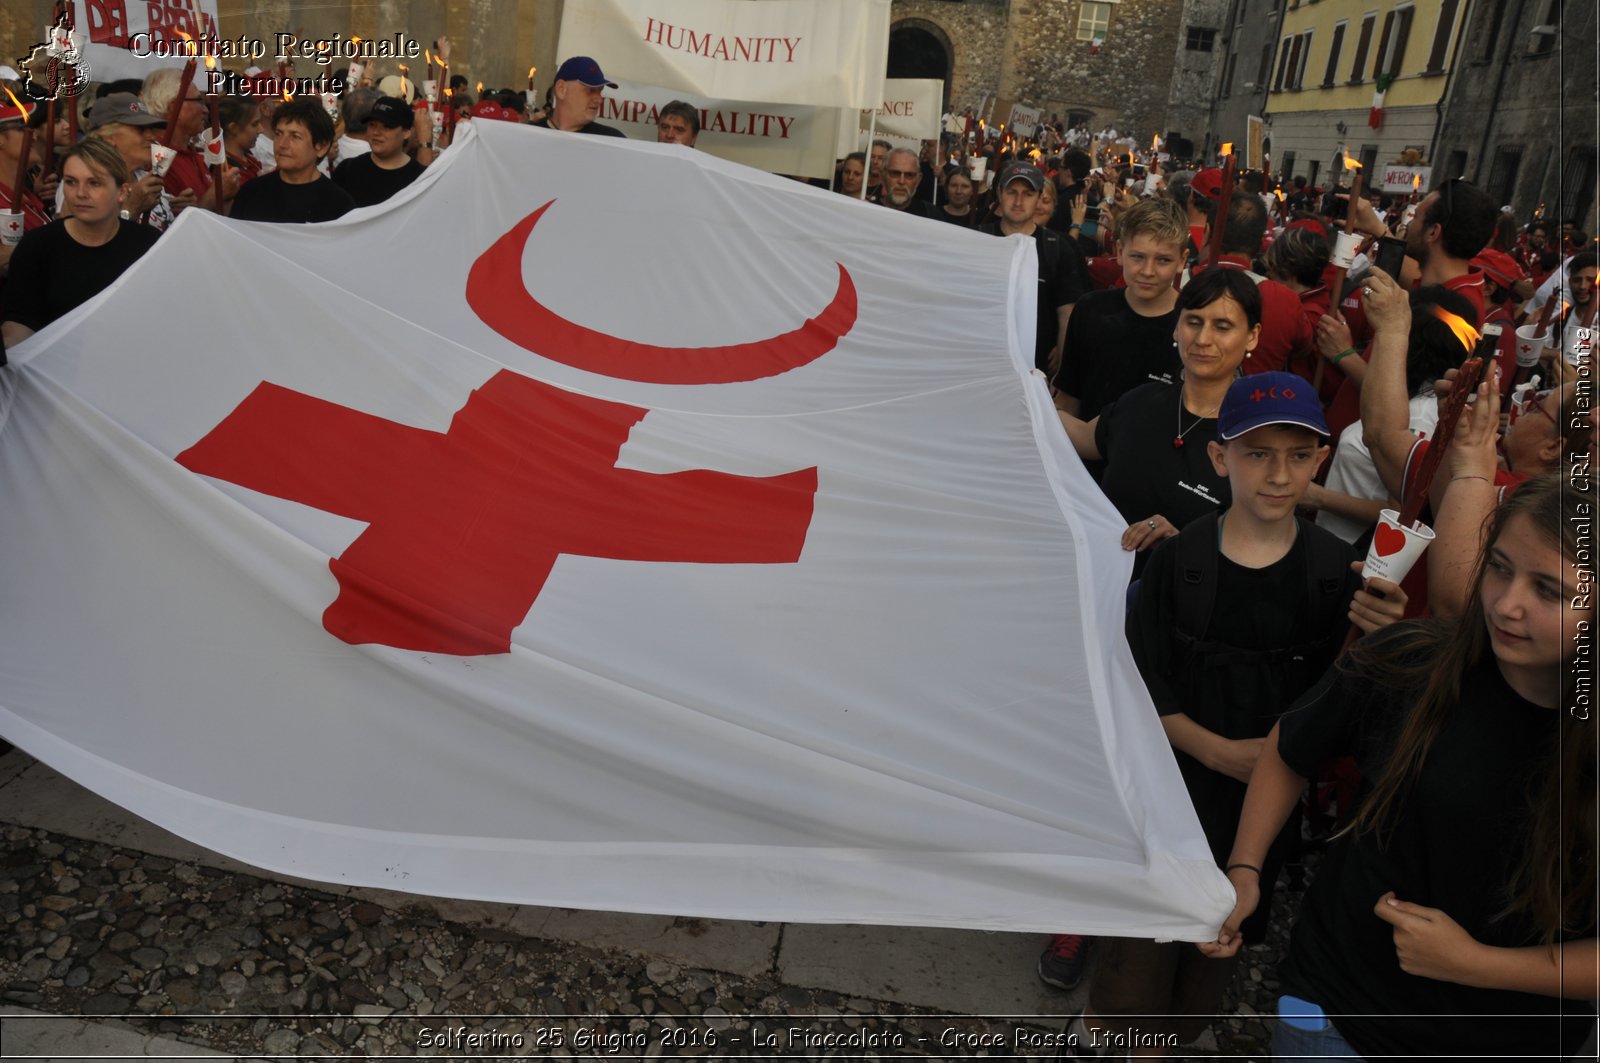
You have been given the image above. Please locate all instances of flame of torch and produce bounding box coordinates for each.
[398,64,410,99]
[1412,173,1421,190]
[1152,133,1160,150]
[1343,152,1362,171]
[3,84,33,213]
[1428,304,1482,353]
[1220,141,1233,156]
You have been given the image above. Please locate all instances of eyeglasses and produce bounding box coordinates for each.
[1524,388,1557,426]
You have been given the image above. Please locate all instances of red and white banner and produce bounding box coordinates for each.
[557,0,890,110]
[62,0,222,83]
[1380,164,1432,193]
[0,122,1233,938]
[600,79,838,179]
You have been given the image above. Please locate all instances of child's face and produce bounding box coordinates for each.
[1207,425,1327,522]
[1119,233,1184,302]
[1480,513,1589,678]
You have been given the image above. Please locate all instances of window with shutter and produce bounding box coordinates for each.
[1425,0,1460,72]
[1324,21,1347,85]
[1386,6,1414,77]
[1349,13,1376,82]
[1370,11,1395,80]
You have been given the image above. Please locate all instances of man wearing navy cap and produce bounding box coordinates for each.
[533,56,625,137]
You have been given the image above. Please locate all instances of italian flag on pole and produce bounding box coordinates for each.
[1369,73,1393,129]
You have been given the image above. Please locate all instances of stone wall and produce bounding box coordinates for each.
[890,0,1187,137]
[889,0,1008,115]
[1434,0,1597,232]
[1165,0,1228,144]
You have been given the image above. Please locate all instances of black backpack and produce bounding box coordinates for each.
[1168,511,1350,673]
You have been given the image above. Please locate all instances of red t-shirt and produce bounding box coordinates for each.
[1217,255,1315,379]
[226,151,264,187]
[1325,269,1490,440]
[1086,256,1124,290]
[162,147,213,198]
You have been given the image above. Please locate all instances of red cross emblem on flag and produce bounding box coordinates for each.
[177,202,858,656]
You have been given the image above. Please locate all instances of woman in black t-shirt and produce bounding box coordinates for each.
[1056,268,1262,577]
[2,138,159,348]
[1205,473,1597,1061]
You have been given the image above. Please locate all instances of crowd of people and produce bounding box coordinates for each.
[0,50,1595,1063]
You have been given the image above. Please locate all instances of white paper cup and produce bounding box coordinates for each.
[149,143,176,177]
[1562,322,1593,367]
[1513,323,1551,367]
[0,210,24,246]
[320,92,340,119]
[1330,230,1362,269]
[201,130,224,167]
[1363,508,1435,584]
[422,79,439,104]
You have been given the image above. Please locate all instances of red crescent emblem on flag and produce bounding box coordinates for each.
[466,200,858,384]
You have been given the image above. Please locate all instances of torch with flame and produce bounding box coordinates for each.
[1428,304,1482,354]
[2,84,34,215]
[1343,151,1362,171]
[527,66,537,92]
[398,64,411,102]
[347,37,365,87]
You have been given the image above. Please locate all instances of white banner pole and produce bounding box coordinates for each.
[859,107,876,200]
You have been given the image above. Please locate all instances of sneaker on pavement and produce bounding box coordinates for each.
[1037,933,1092,991]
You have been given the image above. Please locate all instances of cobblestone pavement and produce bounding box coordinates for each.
[0,819,1302,1060]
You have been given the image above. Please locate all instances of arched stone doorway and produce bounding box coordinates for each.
[888,19,952,104]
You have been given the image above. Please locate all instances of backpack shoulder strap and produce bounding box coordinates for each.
[1173,511,1222,642]
[1299,517,1353,631]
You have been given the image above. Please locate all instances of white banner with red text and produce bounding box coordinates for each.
[557,0,890,110]
[57,0,223,84]
[0,121,1234,938]
[600,79,838,179]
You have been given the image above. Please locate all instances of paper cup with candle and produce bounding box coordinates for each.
[0,211,24,247]
[1363,509,1436,584]
[149,143,176,177]
[201,129,224,167]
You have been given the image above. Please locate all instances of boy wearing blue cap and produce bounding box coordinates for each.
[1062,372,1407,1058]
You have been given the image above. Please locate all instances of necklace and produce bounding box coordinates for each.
[1173,394,1217,449]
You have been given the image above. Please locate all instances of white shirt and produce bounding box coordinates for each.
[1317,392,1438,543]
[1527,254,1573,315]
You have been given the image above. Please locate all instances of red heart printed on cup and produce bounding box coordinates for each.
[1373,522,1407,558]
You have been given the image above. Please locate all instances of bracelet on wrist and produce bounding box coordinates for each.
[1225,863,1262,877]
[1331,347,1358,365]
[1451,474,1490,483]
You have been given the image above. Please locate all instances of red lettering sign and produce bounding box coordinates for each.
[85,0,131,48]
[177,374,817,656]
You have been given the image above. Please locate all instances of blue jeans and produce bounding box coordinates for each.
[1272,1014,1362,1060]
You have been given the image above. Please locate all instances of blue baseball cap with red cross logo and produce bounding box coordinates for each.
[1218,371,1328,441]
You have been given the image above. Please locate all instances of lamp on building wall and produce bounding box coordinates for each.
[1335,121,1347,136]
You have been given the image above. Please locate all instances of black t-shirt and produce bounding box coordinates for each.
[530,118,626,137]
[229,173,355,224]
[881,198,932,219]
[1276,625,1596,1060]
[931,206,976,227]
[979,220,1088,371]
[1129,518,1359,938]
[1054,288,1182,421]
[331,154,426,208]
[2,219,160,333]
[1092,382,1230,577]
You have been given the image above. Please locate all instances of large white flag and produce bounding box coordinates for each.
[557,0,890,110]
[0,123,1234,939]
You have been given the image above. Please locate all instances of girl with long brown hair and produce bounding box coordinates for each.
[1201,471,1596,1060]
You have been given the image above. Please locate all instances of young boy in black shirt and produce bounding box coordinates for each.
[1053,196,1186,423]
[1063,371,1406,1058]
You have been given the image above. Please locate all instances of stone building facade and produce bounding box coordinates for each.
[1432,0,1596,233]
[1164,0,1229,149]
[1201,0,1288,162]
[890,0,1190,139]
